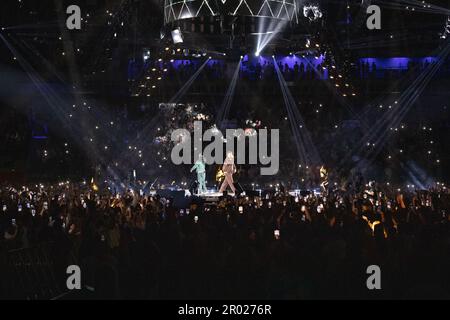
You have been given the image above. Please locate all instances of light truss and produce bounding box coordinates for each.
[164,0,299,24]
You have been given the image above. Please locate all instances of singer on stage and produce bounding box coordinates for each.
[191,155,207,194]
[219,152,237,194]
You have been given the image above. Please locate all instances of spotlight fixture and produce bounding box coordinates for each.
[143,48,151,62]
[255,51,260,57]
[303,4,323,22]
[440,17,450,39]
[171,28,184,44]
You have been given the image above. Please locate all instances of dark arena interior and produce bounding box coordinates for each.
[0,0,450,301]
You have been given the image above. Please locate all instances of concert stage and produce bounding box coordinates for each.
[147,188,321,208]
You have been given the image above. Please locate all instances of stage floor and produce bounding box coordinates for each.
[195,191,307,198]
[149,189,320,201]
[195,192,235,198]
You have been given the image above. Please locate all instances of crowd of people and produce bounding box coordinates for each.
[1,181,449,299]
[148,56,450,85]
[150,58,327,83]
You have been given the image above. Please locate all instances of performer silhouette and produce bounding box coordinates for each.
[191,155,207,194]
[320,165,329,194]
[219,152,236,194]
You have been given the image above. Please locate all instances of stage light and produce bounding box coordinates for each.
[143,49,151,62]
[255,51,260,57]
[303,5,323,21]
[171,28,184,44]
[240,56,243,60]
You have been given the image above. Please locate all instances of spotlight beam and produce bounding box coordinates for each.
[0,34,116,172]
[256,16,289,57]
[366,47,448,159]
[217,60,241,131]
[274,57,321,167]
[338,40,450,174]
[170,58,210,103]
[113,58,211,175]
